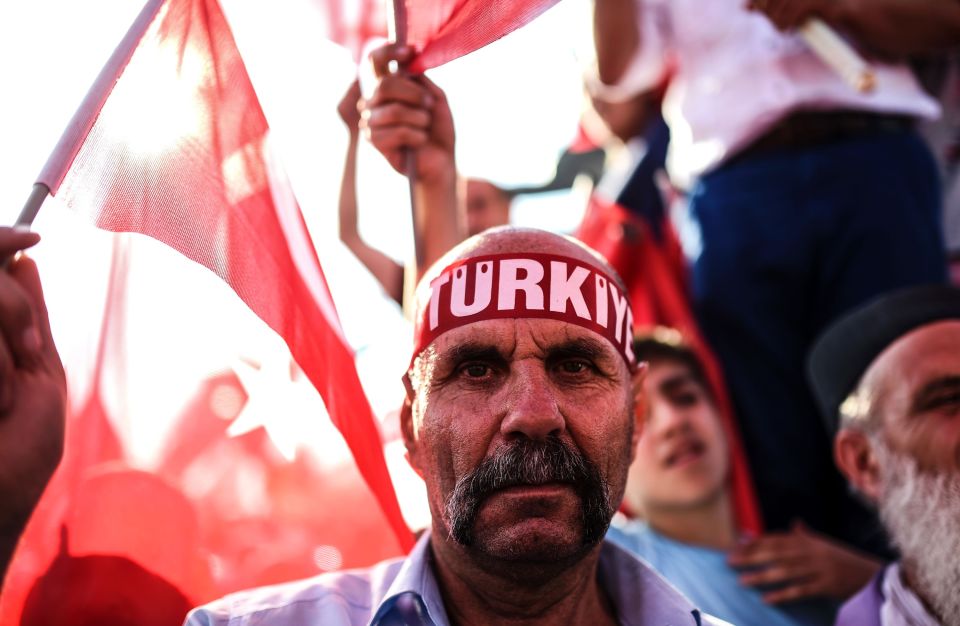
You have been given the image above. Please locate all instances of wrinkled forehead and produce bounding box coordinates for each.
[865,320,960,397]
[409,252,636,371]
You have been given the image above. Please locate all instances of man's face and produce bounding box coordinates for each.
[625,359,728,514]
[405,317,640,563]
[465,180,510,237]
[857,321,960,623]
[870,320,960,472]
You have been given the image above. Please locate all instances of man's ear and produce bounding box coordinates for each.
[834,428,882,502]
[400,376,423,477]
[629,362,649,460]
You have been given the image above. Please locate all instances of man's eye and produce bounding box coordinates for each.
[559,360,590,374]
[930,392,960,412]
[461,364,491,378]
[672,392,699,407]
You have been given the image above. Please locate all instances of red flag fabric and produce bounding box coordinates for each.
[0,243,128,625]
[155,367,404,593]
[35,0,412,554]
[4,235,406,624]
[400,0,562,72]
[317,0,387,61]
[576,196,763,535]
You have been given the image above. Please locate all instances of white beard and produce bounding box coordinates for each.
[873,439,960,626]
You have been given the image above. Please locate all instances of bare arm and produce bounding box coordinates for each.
[837,0,960,58]
[0,229,66,585]
[337,81,404,304]
[753,0,960,58]
[593,0,641,86]
[363,45,464,286]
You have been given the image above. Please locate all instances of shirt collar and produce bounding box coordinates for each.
[598,539,703,626]
[371,532,702,626]
[371,531,450,626]
[880,562,941,626]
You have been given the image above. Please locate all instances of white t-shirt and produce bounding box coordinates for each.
[597,0,940,186]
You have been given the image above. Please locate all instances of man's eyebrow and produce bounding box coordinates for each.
[545,337,612,361]
[658,373,698,395]
[440,342,508,365]
[910,375,960,413]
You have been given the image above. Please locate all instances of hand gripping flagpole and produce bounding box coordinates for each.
[1,184,50,270]
[387,0,427,275]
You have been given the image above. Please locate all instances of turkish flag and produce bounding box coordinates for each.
[34,0,412,555]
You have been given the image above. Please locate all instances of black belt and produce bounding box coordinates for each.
[733,110,915,161]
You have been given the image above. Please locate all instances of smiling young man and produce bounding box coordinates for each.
[609,332,881,626]
[808,284,960,626]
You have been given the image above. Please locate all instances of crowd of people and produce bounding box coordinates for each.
[2,0,960,624]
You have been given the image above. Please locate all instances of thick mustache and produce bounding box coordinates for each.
[444,436,610,547]
[457,438,589,496]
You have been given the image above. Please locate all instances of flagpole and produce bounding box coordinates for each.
[387,0,426,273]
[1,183,50,269]
[15,183,50,228]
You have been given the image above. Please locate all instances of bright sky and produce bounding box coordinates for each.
[0,0,596,529]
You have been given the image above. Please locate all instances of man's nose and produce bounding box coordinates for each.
[499,361,565,441]
[649,403,690,439]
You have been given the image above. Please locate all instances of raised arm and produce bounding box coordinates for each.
[337,80,404,304]
[593,0,642,86]
[751,0,960,58]
[0,228,66,585]
[362,44,463,283]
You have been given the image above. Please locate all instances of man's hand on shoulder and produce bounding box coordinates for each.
[727,521,882,604]
[0,227,66,580]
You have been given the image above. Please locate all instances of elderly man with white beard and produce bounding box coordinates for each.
[807,284,960,626]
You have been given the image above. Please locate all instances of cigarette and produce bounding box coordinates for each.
[798,18,875,93]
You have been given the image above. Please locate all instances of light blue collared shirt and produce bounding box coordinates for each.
[185,531,729,626]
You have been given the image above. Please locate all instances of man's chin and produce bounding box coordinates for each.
[465,512,605,566]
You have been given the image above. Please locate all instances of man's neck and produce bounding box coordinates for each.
[644,489,736,551]
[428,532,620,626]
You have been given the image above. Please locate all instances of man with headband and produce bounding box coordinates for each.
[807,284,960,626]
[190,229,723,624]
[182,43,726,624]
[181,234,724,624]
